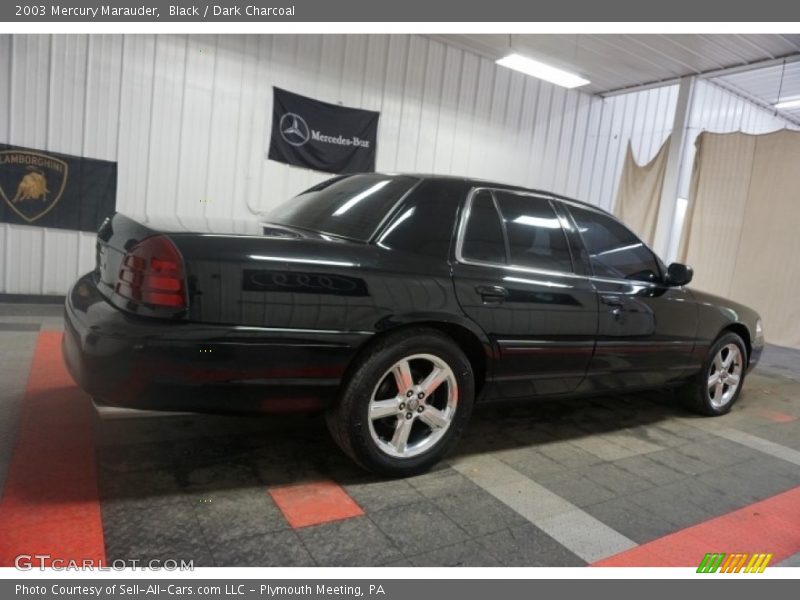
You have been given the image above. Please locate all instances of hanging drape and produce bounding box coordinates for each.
[613,136,671,245]
[679,129,800,349]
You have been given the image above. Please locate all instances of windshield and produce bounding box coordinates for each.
[265,174,420,241]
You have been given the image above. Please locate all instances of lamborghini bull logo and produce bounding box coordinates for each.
[0,150,67,223]
[15,168,50,202]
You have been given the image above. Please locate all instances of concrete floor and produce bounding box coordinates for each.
[1,303,799,567]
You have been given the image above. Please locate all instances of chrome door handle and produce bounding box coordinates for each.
[601,295,624,308]
[476,285,508,303]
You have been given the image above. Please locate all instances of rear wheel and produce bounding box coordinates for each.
[327,328,474,477]
[681,331,747,416]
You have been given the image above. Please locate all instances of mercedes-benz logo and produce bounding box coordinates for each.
[279,113,310,146]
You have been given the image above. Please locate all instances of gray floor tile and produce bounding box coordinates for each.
[582,497,680,544]
[495,447,567,479]
[100,468,186,506]
[0,302,63,316]
[190,487,289,543]
[778,552,800,567]
[537,441,604,469]
[105,538,216,568]
[534,470,617,507]
[298,516,402,566]
[175,461,262,492]
[102,499,205,558]
[476,524,585,567]
[409,540,502,567]
[624,478,732,529]
[581,463,654,496]
[432,484,529,536]
[612,454,687,486]
[646,447,712,476]
[0,322,41,331]
[344,478,423,512]
[211,530,314,566]
[698,458,800,506]
[406,467,475,498]
[370,499,470,555]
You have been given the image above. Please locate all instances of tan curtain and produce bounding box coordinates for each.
[680,130,800,349]
[614,136,670,245]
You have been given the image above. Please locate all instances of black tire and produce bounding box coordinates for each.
[326,327,475,477]
[681,331,748,416]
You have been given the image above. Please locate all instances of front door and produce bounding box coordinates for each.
[564,203,699,392]
[452,189,598,400]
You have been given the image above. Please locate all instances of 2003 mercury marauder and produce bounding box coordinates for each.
[63,174,764,475]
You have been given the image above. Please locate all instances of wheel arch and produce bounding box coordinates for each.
[720,322,752,364]
[343,318,492,400]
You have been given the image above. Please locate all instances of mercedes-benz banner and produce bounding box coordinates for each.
[268,87,380,174]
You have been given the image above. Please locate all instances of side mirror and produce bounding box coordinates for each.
[666,263,693,286]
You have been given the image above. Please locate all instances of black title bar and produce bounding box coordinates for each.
[3,0,800,22]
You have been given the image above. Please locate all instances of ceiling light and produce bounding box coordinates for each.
[496,53,590,89]
[774,98,800,110]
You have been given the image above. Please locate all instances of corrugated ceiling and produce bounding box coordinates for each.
[431,34,800,93]
[713,60,800,121]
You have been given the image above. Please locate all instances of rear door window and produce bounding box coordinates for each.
[460,190,506,264]
[493,191,574,273]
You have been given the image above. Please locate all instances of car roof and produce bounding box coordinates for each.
[379,172,608,215]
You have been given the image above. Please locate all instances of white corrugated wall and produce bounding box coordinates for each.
[0,33,676,295]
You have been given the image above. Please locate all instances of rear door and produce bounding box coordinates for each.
[452,188,598,400]
[563,202,699,391]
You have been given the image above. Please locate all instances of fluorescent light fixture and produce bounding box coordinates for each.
[775,98,800,110]
[496,53,590,89]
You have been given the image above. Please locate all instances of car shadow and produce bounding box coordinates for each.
[3,383,722,508]
[88,385,708,502]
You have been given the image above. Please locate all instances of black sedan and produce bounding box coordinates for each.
[63,173,764,476]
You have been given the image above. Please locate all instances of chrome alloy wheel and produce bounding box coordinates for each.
[367,353,458,459]
[707,343,743,409]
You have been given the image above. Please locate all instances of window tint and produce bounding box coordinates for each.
[265,174,418,241]
[376,180,462,260]
[461,191,506,264]
[494,192,573,273]
[569,205,661,282]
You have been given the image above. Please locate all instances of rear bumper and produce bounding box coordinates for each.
[63,273,371,414]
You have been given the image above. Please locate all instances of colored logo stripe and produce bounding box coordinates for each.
[697,553,773,573]
[697,553,725,573]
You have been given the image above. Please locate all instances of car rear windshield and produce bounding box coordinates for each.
[265,174,420,241]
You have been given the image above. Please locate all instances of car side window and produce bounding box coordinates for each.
[461,191,506,264]
[375,180,462,260]
[568,205,661,282]
[494,192,574,273]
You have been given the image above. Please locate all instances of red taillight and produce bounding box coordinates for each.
[115,235,187,309]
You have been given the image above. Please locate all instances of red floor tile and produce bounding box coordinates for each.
[755,408,798,423]
[594,486,800,567]
[269,480,364,528]
[0,332,105,567]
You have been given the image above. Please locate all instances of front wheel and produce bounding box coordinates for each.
[681,331,747,416]
[326,328,475,477]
